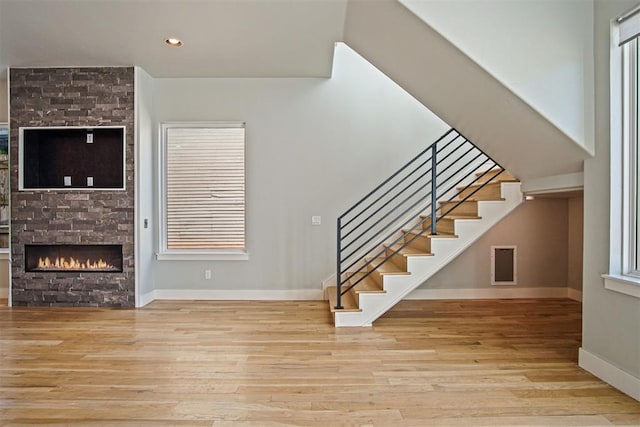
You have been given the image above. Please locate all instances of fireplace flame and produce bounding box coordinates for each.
[37,256,118,271]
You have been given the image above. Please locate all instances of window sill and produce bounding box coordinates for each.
[602,273,640,298]
[156,251,249,261]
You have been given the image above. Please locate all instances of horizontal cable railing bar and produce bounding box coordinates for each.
[340,137,469,249]
[340,196,434,277]
[437,167,505,221]
[340,134,463,233]
[340,167,433,253]
[340,179,435,268]
[340,156,433,235]
[338,128,456,221]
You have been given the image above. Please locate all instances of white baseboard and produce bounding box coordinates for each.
[138,290,156,307]
[407,286,571,300]
[140,289,323,305]
[579,348,640,402]
[567,287,583,302]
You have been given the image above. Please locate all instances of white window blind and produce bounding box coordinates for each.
[164,124,245,251]
[619,5,640,46]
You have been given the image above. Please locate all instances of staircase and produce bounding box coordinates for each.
[326,129,522,327]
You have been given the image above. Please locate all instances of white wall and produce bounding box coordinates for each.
[401,0,595,153]
[419,198,569,290]
[582,0,640,381]
[135,67,155,304]
[148,44,447,293]
[343,0,589,184]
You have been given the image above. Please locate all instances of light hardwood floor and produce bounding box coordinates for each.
[1,298,639,426]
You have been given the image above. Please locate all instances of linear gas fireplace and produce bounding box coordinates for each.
[25,244,123,273]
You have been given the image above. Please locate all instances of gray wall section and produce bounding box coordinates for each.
[568,196,584,291]
[145,45,582,295]
[135,67,155,301]
[420,198,569,290]
[584,0,640,378]
[149,45,448,292]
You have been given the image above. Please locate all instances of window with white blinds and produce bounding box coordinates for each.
[159,123,246,258]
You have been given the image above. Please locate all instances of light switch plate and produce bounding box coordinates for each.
[311,216,321,226]
[64,176,72,186]
[87,133,94,143]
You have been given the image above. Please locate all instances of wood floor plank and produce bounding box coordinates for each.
[1,298,639,425]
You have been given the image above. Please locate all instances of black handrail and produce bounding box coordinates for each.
[334,128,506,310]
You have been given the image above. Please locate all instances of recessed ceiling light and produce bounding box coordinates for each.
[165,38,183,47]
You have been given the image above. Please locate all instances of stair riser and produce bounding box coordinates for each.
[439,201,478,217]
[458,184,502,200]
[421,218,454,234]
[403,233,431,252]
[385,248,407,270]
[351,289,361,306]
[475,170,516,184]
[367,268,384,287]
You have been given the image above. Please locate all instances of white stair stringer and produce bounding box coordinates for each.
[333,181,522,327]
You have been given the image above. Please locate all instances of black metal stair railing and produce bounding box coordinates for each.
[334,128,505,309]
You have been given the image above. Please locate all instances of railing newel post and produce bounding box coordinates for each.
[335,218,343,310]
[430,143,438,236]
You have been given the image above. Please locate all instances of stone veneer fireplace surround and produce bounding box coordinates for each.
[9,67,135,307]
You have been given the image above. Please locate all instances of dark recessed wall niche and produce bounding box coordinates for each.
[21,127,125,190]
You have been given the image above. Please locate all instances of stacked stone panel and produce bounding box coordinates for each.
[9,67,135,307]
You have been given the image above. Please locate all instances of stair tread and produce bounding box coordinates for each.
[438,199,478,205]
[386,243,433,257]
[403,229,458,238]
[476,168,504,176]
[327,286,361,312]
[349,275,385,293]
[455,197,506,202]
[458,181,502,191]
[476,169,517,179]
[420,214,482,220]
[369,258,410,275]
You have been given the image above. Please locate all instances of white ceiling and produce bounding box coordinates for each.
[0,0,348,79]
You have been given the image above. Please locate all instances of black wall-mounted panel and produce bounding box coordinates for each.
[22,127,124,189]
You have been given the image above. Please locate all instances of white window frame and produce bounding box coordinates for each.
[603,20,640,298]
[156,122,248,261]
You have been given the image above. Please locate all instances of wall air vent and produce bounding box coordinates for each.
[491,245,517,285]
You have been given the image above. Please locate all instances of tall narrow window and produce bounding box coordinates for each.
[603,7,640,297]
[623,36,640,276]
[158,123,247,260]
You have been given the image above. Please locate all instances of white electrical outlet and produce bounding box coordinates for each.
[87,176,94,187]
[87,133,94,143]
[204,269,212,280]
[311,216,321,225]
[63,176,72,186]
